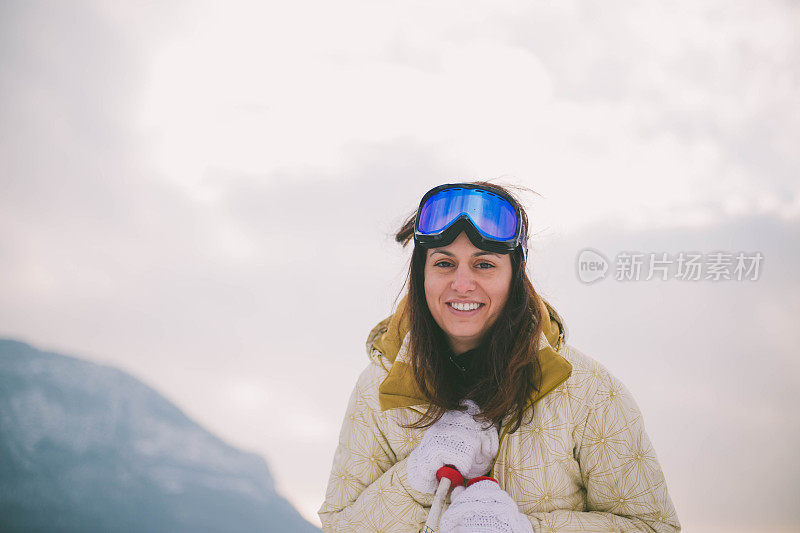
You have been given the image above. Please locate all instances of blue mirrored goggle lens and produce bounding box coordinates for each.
[418,188,518,241]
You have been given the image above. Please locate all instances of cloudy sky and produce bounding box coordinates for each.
[1,1,798,530]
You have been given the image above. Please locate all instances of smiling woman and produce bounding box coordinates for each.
[318,182,681,532]
[424,235,513,354]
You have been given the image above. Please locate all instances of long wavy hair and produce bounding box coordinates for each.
[395,181,545,433]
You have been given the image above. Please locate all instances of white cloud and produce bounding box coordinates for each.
[133,0,800,235]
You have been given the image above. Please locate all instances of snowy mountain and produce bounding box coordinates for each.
[0,339,320,532]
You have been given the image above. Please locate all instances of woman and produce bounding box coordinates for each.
[319,182,680,532]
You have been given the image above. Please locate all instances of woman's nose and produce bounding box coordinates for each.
[450,265,476,293]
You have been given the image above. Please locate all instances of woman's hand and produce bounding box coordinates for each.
[439,479,533,533]
[406,400,499,494]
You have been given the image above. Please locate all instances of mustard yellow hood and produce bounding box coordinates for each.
[368,296,573,412]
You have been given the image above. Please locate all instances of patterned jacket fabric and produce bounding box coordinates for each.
[319,300,681,532]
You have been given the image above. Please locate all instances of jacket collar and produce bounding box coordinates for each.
[370,296,573,412]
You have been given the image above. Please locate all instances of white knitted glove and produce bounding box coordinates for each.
[406,400,499,494]
[440,480,533,533]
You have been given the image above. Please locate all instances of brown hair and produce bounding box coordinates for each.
[395,181,545,433]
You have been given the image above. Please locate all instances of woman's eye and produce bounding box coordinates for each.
[476,262,495,269]
[434,260,454,268]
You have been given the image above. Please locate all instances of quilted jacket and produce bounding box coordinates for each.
[319,298,681,532]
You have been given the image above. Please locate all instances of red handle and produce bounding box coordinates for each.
[435,465,464,488]
[466,476,498,487]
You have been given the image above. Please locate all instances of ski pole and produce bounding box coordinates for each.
[422,465,464,533]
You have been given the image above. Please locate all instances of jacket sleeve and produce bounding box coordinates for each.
[318,363,432,532]
[524,371,681,533]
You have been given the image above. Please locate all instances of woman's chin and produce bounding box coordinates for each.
[443,329,484,349]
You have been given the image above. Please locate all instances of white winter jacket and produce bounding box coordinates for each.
[319,298,680,532]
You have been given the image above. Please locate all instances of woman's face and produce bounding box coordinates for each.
[424,232,513,354]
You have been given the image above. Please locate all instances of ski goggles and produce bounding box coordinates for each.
[414,183,528,261]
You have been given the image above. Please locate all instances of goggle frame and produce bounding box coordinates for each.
[413,183,528,262]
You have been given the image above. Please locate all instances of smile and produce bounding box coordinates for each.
[447,302,484,312]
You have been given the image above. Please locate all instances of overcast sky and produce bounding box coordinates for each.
[1,1,799,530]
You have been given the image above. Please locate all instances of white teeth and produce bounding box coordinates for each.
[449,302,481,311]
